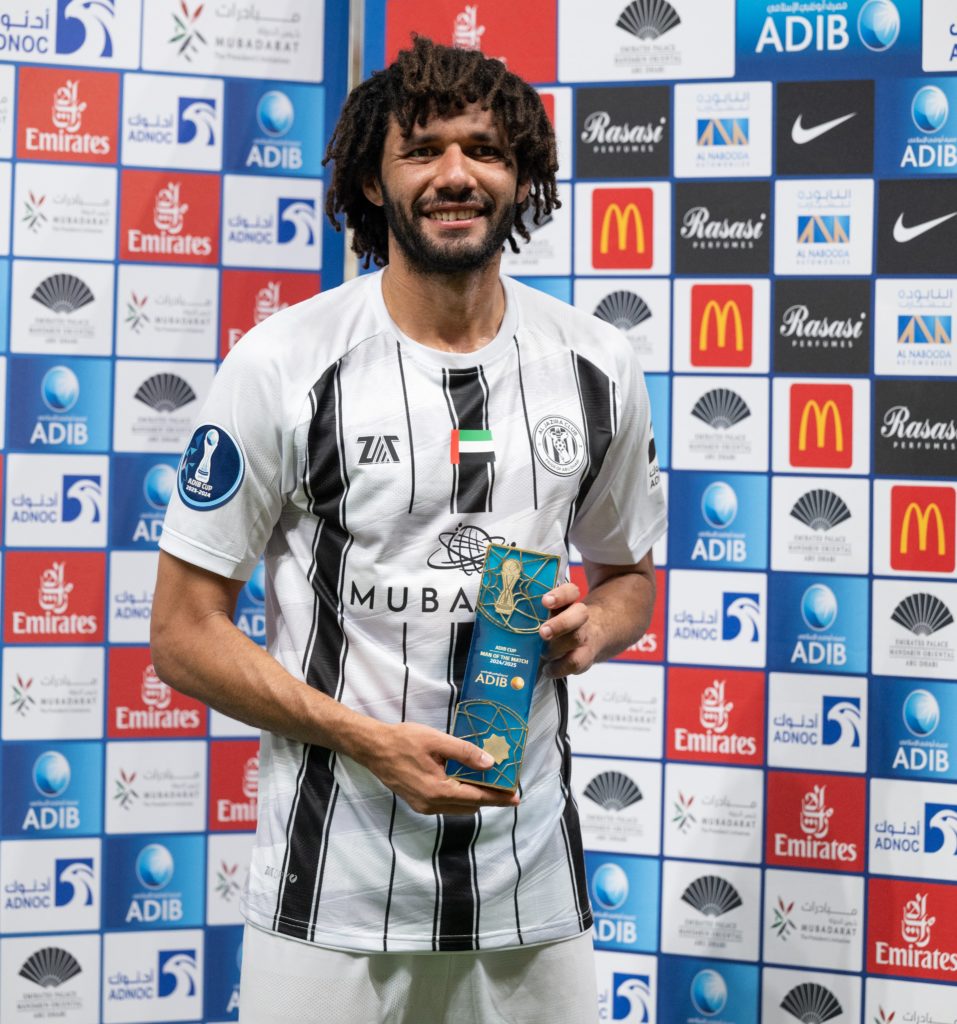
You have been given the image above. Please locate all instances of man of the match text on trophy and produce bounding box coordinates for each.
[151,37,666,1024]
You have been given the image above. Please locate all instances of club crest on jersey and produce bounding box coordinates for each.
[534,416,586,476]
[356,435,400,464]
[178,424,245,511]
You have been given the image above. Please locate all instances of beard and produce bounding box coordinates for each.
[380,183,517,275]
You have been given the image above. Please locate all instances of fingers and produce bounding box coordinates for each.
[407,777,520,815]
[539,599,587,643]
[542,581,580,613]
[433,733,497,773]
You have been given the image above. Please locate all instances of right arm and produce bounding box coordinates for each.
[150,550,518,815]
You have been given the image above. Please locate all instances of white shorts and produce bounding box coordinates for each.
[238,922,599,1024]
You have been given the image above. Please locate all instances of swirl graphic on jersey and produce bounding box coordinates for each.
[427,523,508,575]
[477,547,555,633]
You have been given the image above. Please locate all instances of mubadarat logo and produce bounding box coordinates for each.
[178,423,245,511]
[17,67,118,163]
[773,279,871,375]
[2,646,103,741]
[674,181,770,274]
[575,85,669,179]
[776,79,875,175]
[875,381,957,478]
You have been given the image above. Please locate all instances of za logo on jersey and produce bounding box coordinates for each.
[178,425,244,511]
[357,435,400,465]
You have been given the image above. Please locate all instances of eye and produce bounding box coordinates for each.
[472,145,504,159]
[405,146,435,159]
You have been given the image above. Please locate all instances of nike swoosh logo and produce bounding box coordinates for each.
[893,211,957,243]
[791,112,857,145]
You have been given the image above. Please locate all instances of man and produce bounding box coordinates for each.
[151,36,666,1024]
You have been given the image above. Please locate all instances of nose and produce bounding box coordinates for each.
[432,145,477,193]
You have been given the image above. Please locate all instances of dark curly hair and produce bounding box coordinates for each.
[323,36,560,267]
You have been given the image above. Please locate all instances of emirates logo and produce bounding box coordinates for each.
[39,563,73,615]
[51,80,85,133]
[901,892,935,948]
[698,679,732,734]
[799,784,833,840]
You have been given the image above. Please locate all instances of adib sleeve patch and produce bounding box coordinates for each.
[178,424,246,510]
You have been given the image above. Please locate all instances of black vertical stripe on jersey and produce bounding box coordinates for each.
[382,623,410,951]
[553,681,591,932]
[572,353,615,512]
[510,787,525,944]
[396,342,416,514]
[445,366,494,514]
[274,360,352,939]
[433,619,481,950]
[514,337,538,510]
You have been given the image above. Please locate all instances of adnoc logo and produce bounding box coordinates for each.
[277,198,317,246]
[913,86,949,134]
[858,0,900,52]
[177,97,217,146]
[56,0,115,58]
[41,366,80,413]
[33,750,71,797]
[690,969,727,1016]
[721,593,761,641]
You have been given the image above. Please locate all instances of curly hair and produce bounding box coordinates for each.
[323,36,560,267]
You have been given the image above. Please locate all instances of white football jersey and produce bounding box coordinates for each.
[160,271,666,952]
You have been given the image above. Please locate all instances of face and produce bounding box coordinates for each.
[365,104,530,275]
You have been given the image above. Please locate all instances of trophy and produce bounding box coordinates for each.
[445,543,560,791]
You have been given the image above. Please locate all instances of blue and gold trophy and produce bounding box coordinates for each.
[445,544,561,791]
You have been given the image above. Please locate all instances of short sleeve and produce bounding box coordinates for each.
[159,344,284,581]
[569,353,667,566]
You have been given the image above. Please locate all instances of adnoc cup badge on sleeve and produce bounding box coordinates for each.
[445,544,560,791]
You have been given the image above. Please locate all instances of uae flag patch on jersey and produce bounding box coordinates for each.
[451,429,495,465]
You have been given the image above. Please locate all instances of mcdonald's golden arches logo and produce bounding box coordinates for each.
[592,187,654,270]
[691,284,753,367]
[789,383,853,469]
[891,485,956,573]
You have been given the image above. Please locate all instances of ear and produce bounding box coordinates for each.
[516,179,531,205]
[363,175,384,208]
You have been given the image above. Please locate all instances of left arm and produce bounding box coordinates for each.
[539,551,656,677]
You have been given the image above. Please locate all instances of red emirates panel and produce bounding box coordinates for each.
[890,484,956,574]
[219,269,321,358]
[107,647,207,738]
[568,564,664,663]
[17,66,119,164]
[209,740,259,832]
[867,878,957,981]
[690,284,753,368]
[5,551,105,644]
[120,169,220,265]
[591,187,654,271]
[788,382,853,469]
[765,771,865,873]
[666,667,764,765]
[385,0,556,84]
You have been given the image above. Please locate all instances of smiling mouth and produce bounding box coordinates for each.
[427,209,482,222]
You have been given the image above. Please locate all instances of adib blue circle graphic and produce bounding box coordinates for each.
[144,464,176,510]
[690,969,728,1016]
[801,584,838,631]
[593,863,629,910]
[858,0,900,51]
[33,751,71,797]
[247,562,266,603]
[701,482,738,529]
[178,424,245,511]
[257,91,295,137]
[904,689,941,737]
[41,365,80,413]
[136,844,175,890]
[912,86,949,134]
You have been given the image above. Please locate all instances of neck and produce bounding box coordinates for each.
[380,251,506,353]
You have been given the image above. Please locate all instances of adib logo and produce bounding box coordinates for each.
[789,383,853,468]
[690,285,753,368]
[890,686,951,775]
[234,562,266,643]
[18,68,117,162]
[891,485,956,573]
[586,852,659,952]
[592,188,653,270]
[771,576,868,674]
[753,0,900,53]
[15,748,92,833]
[172,95,217,149]
[697,118,749,147]
[671,474,768,571]
[139,463,174,543]
[898,83,957,171]
[249,90,298,168]
[105,836,204,929]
